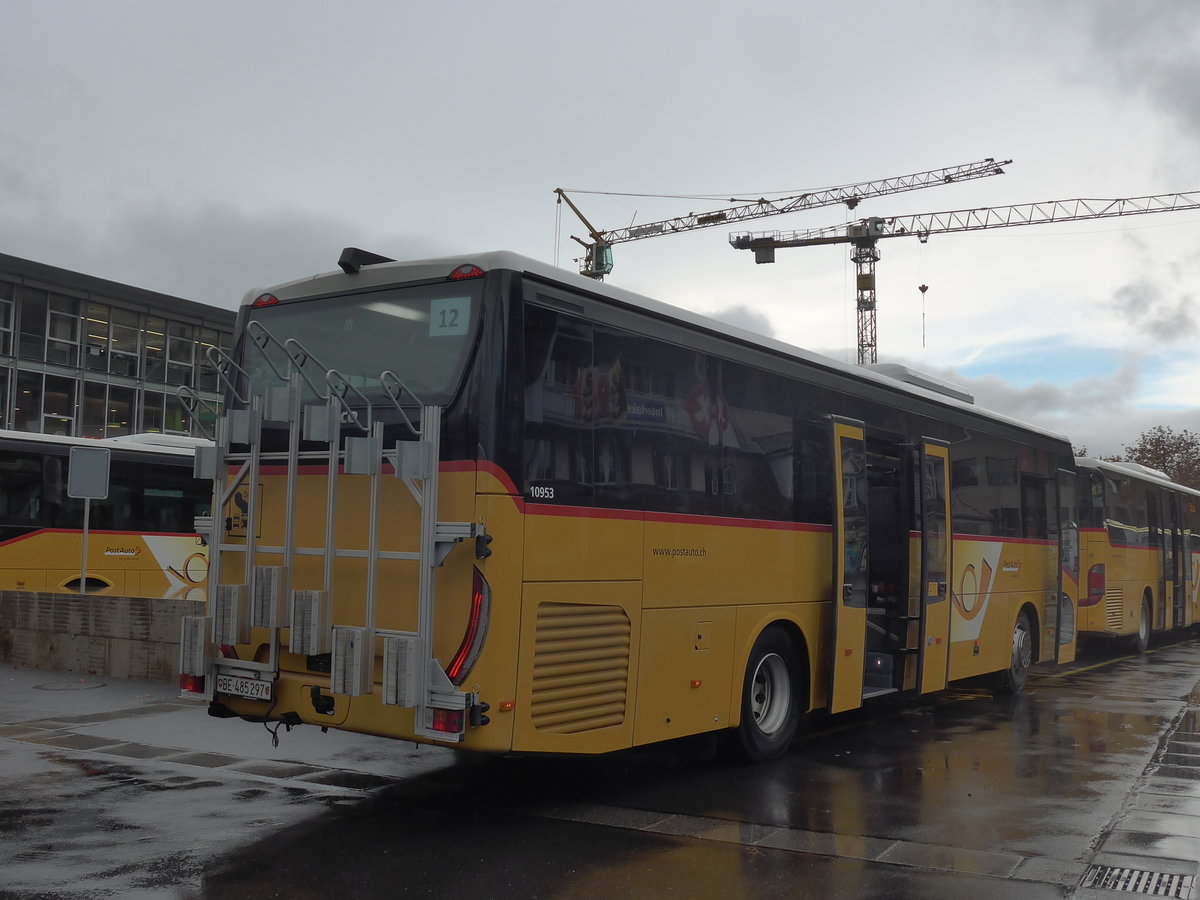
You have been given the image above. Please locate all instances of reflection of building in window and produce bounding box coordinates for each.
[952,449,1032,538]
[527,438,555,481]
[568,441,590,486]
[623,362,678,399]
[1020,474,1050,539]
[594,434,628,485]
[1102,476,1154,547]
[986,457,1017,486]
[653,449,688,490]
[722,464,737,496]
[952,457,979,487]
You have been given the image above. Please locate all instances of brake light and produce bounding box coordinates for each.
[1083,564,1105,607]
[179,674,206,694]
[252,294,280,308]
[430,708,465,734]
[446,567,492,685]
[448,264,485,281]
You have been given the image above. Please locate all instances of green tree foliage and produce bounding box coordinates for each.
[1119,425,1200,490]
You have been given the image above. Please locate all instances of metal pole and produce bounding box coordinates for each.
[80,497,91,594]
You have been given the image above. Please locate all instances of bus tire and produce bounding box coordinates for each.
[1131,596,1151,654]
[731,626,802,763]
[996,610,1033,695]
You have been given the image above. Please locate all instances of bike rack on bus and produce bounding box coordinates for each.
[180,320,476,741]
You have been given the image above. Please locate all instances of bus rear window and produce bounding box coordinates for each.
[241,280,482,407]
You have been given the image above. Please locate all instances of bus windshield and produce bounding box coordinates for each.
[240,279,483,407]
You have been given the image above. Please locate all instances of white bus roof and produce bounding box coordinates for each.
[246,249,1071,447]
[0,429,210,458]
[1076,456,1200,496]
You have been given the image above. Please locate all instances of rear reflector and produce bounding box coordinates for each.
[431,708,465,734]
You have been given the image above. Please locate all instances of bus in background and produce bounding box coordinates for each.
[0,429,211,599]
[180,249,1079,763]
[1075,456,1200,651]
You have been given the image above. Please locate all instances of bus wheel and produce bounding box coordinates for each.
[1132,597,1151,654]
[732,627,802,763]
[996,610,1033,695]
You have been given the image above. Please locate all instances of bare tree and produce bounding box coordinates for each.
[1120,425,1200,490]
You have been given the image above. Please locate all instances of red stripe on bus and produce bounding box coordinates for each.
[475,460,521,495]
[645,511,831,532]
[525,504,641,521]
[524,503,830,532]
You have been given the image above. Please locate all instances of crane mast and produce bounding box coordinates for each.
[555,158,1009,279]
[731,191,1200,364]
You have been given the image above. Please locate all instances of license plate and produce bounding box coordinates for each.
[215,673,273,701]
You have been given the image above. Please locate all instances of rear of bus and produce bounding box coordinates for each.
[180,252,523,751]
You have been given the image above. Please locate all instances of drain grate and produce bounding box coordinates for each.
[1081,865,1194,897]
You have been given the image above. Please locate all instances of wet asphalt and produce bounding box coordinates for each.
[2,636,1200,898]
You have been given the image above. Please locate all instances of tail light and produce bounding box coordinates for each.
[448,264,485,280]
[445,567,491,685]
[179,674,206,694]
[1082,564,1105,607]
[430,708,465,734]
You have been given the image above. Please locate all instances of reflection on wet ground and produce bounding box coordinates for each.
[2,636,1199,897]
[202,637,1200,897]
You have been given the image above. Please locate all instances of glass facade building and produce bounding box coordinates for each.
[0,253,234,439]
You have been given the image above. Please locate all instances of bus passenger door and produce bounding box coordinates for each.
[1169,496,1187,627]
[918,440,951,694]
[1149,491,1167,630]
[1180,494,1190,628]
[1055,467,1079,664]
[829,417,869,714]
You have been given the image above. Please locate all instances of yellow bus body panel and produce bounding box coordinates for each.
[948,537,1055,678]
[0,530,207,599]
[1077,532,1159,636]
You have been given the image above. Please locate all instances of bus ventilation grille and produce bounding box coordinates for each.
[531,602,631,734]
[1105,589,1125,631]
[1080,864,1194,898]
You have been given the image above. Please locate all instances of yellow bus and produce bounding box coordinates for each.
[0,430,211,599]
[1075,456,1200,651]
[180,249,1079,762]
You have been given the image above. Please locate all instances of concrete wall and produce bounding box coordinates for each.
[0,591,203,682]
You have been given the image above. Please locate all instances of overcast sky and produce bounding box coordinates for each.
[2,0,1198,456]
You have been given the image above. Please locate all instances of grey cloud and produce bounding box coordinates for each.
[870,355,1162,456]
[1063,0,1200,142]
[708,304,775,338]
[1108,277,1197,343]
[0,201,451,308]
[945,363,1139,421]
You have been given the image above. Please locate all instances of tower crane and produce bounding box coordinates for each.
[555,158,1010,279]
[731,191,1200,364]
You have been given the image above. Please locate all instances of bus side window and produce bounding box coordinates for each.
[1020,474,1049,540]
[794,421,833,526]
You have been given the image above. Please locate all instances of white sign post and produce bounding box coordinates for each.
[68,446,110,594]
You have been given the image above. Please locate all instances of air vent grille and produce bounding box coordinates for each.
[530,603,630,734]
